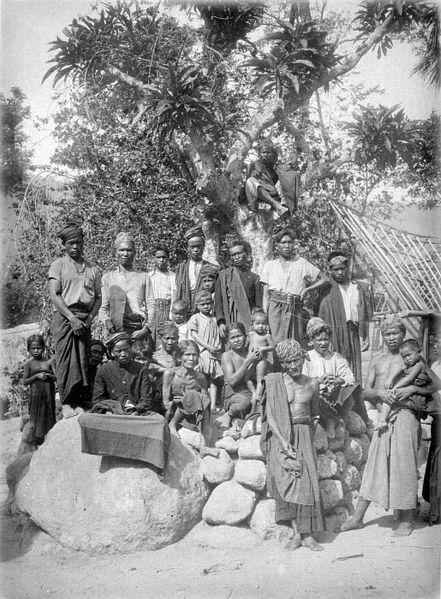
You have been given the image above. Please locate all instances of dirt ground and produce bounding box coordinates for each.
[1,417,440,599]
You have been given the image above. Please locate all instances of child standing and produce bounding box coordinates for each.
[171,299,189,342]
[188,290,223,413]
[22,334,57,445]
[149,246,176,348]
[248,309,275,404]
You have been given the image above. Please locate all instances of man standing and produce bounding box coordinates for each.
[261,229,327,346]
[99,232,155,349]
[341,317,440,536]
[318,251,373,385]
[49,224,101,416]
[215,239,262,338]
[175,226,217,312]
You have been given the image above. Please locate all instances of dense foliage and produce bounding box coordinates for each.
[4,0,440,328]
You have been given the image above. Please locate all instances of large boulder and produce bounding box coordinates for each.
[14,417,209,554]
[234,459,267,492]
[249,499,293,541]
[200,450,234,484]
[319,479,344,512]
[215,436,239,455]
[202,480,256,525]
[238,435,264,460]
[344,437,364,466]
[346,411,367,435]
[316,453,338,480]
[341,465,361,492]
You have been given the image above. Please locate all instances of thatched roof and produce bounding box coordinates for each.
[331,200,441,313]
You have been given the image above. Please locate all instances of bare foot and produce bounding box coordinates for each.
[301,535,323,551]
[285,533,302,551]
[339,516,364,532]
[392,521,413,537]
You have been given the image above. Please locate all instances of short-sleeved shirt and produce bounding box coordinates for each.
[260,257,319,296]
[48,256,101,311]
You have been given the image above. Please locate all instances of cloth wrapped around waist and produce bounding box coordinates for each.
[269,290,303,306]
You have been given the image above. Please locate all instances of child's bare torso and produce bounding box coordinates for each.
[249,331,270,351]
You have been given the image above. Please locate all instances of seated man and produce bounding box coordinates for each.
[262,339,324,551]
[245,140,299,216]
[92,332,154,414]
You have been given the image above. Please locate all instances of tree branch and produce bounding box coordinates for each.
[322,14,394,85]
[106,66,148,92]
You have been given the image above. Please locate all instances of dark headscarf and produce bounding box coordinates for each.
[106,332,131,351]
[58,224,84,243]
[157,321,179,338]
[200,264,218,279]
[184,225,205,242]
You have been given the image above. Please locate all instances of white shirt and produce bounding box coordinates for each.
[188,260,203,292]
[148,269,176,301]
[303,349,355,386]
[338,282,359,323]
[260,257,319,296]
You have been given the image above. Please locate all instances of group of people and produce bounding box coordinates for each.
[22,220,441,551]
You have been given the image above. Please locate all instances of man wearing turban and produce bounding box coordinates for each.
[317,250,373,385]
[99,232,155,352]
[48,224,102,415]
[174,226,217,312]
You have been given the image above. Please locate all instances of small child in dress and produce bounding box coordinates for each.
[171,299,189,342]
[22,334,57,445]
[188,290,223,413]
[248,309,275,404]
[378,338,438,430]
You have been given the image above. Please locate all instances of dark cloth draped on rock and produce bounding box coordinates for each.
[28,379,56,442]
[261,373,324,534]
[175,260,209,312]
[79,412,170,471]
[423,414,441,523]
[215,267,262,330]
[317,280,373,384]
[51,306,91,408]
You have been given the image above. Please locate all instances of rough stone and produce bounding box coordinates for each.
[325,506,350,532]
[334,451,347,474]
[178,427,203,449]
[234,459,267,492]
[346,411,367,435]
[202,480,256,525]
[249,499,293,541]
[238,435,264,461]
[186,521,258,549]
[313,423,328,452]
[200,450,234,485]
[341,465,361,492]
[215,436,239,455]
[358,433,371,462]
[316,453,338,480]
[14,417,209,554]
[344,437,363,466]
[319,479,344,512]
[241,417,261,439]
[328,421,345,451]
[344,490,359,515]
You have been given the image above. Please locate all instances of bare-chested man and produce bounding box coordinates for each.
[262,339,324,550]
[218,322,260,429]
[342,317,440,536]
